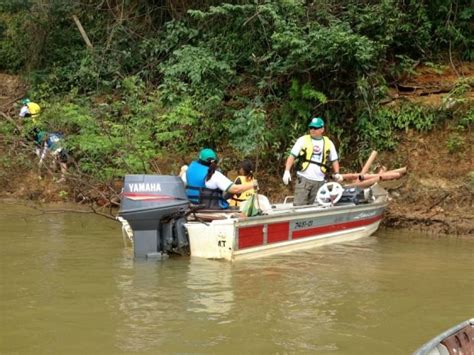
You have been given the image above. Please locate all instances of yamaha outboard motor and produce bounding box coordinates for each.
[119,175,190,259]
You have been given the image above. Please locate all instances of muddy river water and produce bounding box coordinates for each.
[1,201,473,354]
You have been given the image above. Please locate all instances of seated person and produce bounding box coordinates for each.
[228,159,256,207]
[182,148,256,210]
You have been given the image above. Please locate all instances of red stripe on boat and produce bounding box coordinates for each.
[122,192,177,201]
[292,214,382,239]
[238,225,264,249]
[268,222,290,244]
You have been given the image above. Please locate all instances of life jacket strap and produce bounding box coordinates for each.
[187,185,222,200]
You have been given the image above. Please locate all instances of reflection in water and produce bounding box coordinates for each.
[2,203,474,354]
[114,256,235,352]
[114,258,184,352]
[186,258,234,319]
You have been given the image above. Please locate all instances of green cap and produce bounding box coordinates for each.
[21,98,30,105]
[199,148,218,162]
[308,117,324,128]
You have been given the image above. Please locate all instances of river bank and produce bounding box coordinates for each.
[1,64,472,236]
[0,147,472,237]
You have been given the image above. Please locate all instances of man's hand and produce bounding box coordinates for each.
[282,170,292,185]
[333,173,343,182]
[179,165,188,177]
[252,180,259,190]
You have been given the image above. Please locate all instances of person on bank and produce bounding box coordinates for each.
[19,98,41,123]
[182,149,257,209]
[282,117,342,206]
[228,159,256,207]
[38,131,69,183]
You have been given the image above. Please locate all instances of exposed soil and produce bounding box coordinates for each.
[0,73,27,114]
[0,65,473,236]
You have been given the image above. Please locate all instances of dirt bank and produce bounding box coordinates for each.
[0,65,472,236]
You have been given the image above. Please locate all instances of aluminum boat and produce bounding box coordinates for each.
[118,175,388,261]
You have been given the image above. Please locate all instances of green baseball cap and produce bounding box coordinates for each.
[308,117,324,128]
[199,148,218,162]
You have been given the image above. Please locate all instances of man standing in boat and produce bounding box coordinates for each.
[182,148,257,209]
[282,117,342,206]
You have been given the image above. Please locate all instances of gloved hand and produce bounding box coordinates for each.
[282,170,291,185]
[333,173,343,182]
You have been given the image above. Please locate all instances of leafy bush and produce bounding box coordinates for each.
[2,0,473,182]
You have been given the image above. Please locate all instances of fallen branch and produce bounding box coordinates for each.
[425,192,450,212]
[72,15,93,49]
[0,111,22,132]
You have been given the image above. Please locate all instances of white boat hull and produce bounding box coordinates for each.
[119,175,389,261]
[186,193,387,261]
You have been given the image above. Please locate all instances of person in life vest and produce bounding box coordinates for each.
[181,148,257,210]
[19,98,41,123]
[31,128,47,158]
[38,132,68,183]
[282,117,342,206]
[228,159,256,207]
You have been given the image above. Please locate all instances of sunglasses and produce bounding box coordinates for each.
[310,126,323,130]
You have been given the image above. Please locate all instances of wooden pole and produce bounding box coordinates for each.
[345,177,380,188]
[360,150,378,175]
[359,172,401,181]
[385,167,407,175]
[72,15,93,49]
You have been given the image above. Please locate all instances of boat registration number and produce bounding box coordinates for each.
[294,220,314,229]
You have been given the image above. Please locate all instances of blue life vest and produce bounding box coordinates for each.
[46,133,63,150]
[186,161,229,209]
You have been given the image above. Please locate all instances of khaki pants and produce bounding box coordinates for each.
[294,176,325,206]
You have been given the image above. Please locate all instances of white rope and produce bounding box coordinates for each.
[116,216,134,245]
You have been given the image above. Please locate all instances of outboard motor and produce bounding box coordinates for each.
[119,175,190,259]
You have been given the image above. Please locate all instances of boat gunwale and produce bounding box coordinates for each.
[413,318,474,355]
[185,199,388,227]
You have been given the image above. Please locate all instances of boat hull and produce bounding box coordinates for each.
[186,201,386,261]
[413,318,474,355]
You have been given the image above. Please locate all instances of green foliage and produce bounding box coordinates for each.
[156,99,202,150]
[355,109,397,153]
[446,132,465,154]
[458,108,474,129]
[2,0,472,182]
[426,0,474,60]
[228,103,268,159]
[391,105,436,132]
[467,171,474,193]
[355,104,438,153]
[159,45,235,105]
[0,12,27,71]
[287,80,327,121]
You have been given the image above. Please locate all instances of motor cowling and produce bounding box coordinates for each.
[119,175,190,258]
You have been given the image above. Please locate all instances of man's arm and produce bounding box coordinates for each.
[285,155,295,172]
